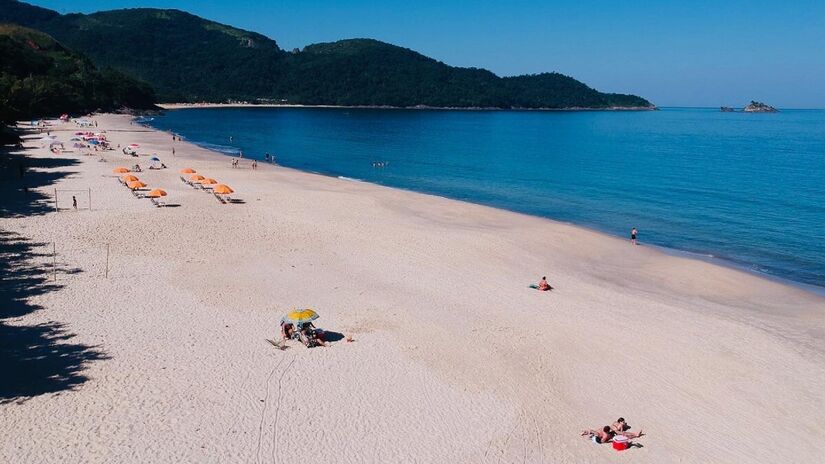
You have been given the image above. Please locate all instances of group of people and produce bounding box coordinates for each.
[581,417,644,444]
[280,321,327,348]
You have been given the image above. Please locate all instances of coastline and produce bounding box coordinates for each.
[2,113,824,463]
[157,102,658,112]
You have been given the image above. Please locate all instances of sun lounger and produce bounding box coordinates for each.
[213,192,226,204]
[150,198,166,208]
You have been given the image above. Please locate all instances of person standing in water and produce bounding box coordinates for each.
[631,228,638,245]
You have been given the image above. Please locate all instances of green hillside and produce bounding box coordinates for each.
[0,23,156,124]
[0,0,654,109]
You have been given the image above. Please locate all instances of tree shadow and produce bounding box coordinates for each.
[1,136,80,219]
[0,138,108,404]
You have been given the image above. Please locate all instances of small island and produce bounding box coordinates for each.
[743,101,779,113]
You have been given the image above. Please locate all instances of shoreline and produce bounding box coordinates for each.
[3,113,824,463]
[157,102,658,112]
[141,116,825,297]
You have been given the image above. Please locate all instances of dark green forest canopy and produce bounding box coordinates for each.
[0,23,155,123]
[0,0,653,109]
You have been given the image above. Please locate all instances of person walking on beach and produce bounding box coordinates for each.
[631,227,638,245]
[72,196,77,210]
[172,147,175,157]
[252,160,258,170]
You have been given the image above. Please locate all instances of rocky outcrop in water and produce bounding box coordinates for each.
[743,101,778,113]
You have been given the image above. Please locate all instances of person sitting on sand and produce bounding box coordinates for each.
[281,321,295,340]
[299,322,326,347]
[612,417,630,433]
[538,276,553,291]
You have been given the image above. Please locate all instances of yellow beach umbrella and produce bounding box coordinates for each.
[146,188,167,198]
[282,309,319,325]
[127,180,147,190]
[120,174,140,182]
[213,184,234,195]
[113,167,130,174]
[201,178,218,185]
[189,174,206,182]
[179,168,196,174]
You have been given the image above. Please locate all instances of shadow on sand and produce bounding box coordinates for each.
[0,139,108,404]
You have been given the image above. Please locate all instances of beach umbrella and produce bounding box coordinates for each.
[213,184,234,195]
[127,180,147,190]
[146,189,167,198]
[128,143,140,148]
[149,156,161,161]
[73,143,85,148]
[70,137,81,141]
[88,140,99,145]
[113,167,130,174]
[201,178,218,185]
[179,168,196,174]
[282,309,319,325]
[121,174,140,182]
[189,174,206,182]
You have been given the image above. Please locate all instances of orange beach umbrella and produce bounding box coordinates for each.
[189,174,205,182]
[200,178,218,185]
[127,180,147,190]
[113,167,130,174]
[179,168,196,174]
[120,174,140,182]
[146,188,167,198]
[213,184,234,195]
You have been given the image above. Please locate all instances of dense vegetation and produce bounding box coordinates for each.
[0,0,653,109]
[0,23,156,124]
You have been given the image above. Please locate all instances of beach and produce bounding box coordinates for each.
[2,113,824,463]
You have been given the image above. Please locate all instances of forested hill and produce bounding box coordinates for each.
[0,23,156,124]
[0,0,654,109]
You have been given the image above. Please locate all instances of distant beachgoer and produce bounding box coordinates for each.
[229,136,233,143]
[265,153,270,163]
[239,150,243,158]
[538,276,552,291]
[271,153,276,164]
[172,147,175,156]
[134,164,142,172]
[72,196,77,210]
[252,160,258,170]
[631,228,638,245]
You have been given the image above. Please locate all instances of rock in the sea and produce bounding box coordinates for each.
[743,101,778,113]
[720,106,735,112]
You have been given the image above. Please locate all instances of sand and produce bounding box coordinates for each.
[1,113,824,463]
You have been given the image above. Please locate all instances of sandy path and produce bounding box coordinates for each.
[1,114,824,463]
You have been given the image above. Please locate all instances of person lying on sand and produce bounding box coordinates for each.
[581,426,614,444]
[581,425,643,444]
[538,276,553,291]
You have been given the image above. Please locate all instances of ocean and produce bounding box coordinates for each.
[146,107,825,290]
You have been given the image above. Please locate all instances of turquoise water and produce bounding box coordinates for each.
[147,108,825,289]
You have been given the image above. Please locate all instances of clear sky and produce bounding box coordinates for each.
[27,0,825,108]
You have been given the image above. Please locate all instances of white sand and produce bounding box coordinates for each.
[1,113,824,463]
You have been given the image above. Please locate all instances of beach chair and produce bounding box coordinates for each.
[213,192,226,204]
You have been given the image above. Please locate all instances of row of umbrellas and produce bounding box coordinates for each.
[112,167,167,198]
[179,168,234,195]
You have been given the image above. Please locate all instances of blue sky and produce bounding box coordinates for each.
[28,0,825,108]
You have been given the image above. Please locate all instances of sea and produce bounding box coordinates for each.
[145,107,825,291]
